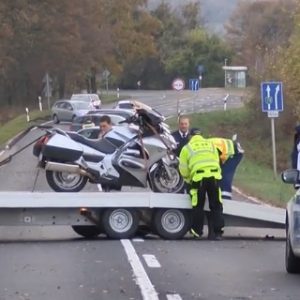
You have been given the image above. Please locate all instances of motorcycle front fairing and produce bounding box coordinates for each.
[115,135,169,187]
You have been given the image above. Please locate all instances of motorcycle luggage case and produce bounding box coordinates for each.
[43,134,83,161]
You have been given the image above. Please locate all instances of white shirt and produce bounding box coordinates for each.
[179,130,188,138]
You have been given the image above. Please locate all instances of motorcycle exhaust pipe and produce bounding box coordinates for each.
[45,162,94,179]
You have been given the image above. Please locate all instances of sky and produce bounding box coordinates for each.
[147,0,241,33]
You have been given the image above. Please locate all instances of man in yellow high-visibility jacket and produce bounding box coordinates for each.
[209,137,244,200]
[179,129,224,240]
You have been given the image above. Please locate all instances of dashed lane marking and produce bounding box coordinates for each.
[166,294,183,300]
[121,239,159,300]
[132,238,145,242]
[142,254,161,268]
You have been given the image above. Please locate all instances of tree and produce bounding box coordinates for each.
[164,28,232,87]
[181,1,202,30]
[225,0,296,77]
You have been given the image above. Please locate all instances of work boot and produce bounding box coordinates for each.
[208,232,223,241]
[190,228,202,239]
[214,233,223,241]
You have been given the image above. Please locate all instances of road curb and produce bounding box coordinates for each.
[232,186,272,207]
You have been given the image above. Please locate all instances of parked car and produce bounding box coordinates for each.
[281,169,300,273]
[51,100,91,124]
[114,100,165,120]
[71,93,101,109]
[70,114,126,131]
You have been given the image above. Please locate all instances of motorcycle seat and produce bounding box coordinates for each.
[68,132,116,154]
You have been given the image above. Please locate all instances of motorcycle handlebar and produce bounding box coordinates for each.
[118,119,129,124]
[118,115,138,125]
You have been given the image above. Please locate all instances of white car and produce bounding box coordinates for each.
[71,94,101,109]
[114,100,165,120]
[281,169,300,273]
[114,99,153,110]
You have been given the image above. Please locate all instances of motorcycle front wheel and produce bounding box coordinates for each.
[46,170,88,192]
[150,164,184,193]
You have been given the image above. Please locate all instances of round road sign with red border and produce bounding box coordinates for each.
[172,78,185,91]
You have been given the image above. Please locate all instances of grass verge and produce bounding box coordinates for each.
[0,110,50,147]
[167,108,294,207]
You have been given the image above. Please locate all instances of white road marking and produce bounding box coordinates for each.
[142,254,161,268]
[0,151,4,157]
[97,184,102,192]
[121,239,159,300]
[166,294,183,300]
[232,186,267,206]
[132,238,145,242]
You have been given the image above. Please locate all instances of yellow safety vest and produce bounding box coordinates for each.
[179,135,222,184]
[209,138,235,163]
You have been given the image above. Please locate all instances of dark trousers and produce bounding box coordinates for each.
[220,152,243,200]
[191,177,224,235]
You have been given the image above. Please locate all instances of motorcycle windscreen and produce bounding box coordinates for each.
[43,134,83,161]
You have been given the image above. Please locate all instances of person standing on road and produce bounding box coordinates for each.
[172,115,193,194]
[98,115,112,138]
[291,125,300,189]
[209,136,244,200]
[172,116,191,157]
[179,129,224,240]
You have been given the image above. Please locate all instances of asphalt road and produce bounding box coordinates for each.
[0,89,297,300]
[122,88,244,118]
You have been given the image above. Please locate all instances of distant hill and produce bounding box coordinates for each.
[147,0,241,34]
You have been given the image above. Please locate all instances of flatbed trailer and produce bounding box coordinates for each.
[0,192,285,240]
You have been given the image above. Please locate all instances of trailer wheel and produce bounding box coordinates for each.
[72,226,102,238]
[102,208,139,239]
[153,209,191,240]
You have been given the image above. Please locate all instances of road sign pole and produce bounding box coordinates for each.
[46,73,50,110]
[176,98,180,117]
[271,117,277,178]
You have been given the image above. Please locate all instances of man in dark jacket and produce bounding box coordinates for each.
[172,115,191,157]
[291,125,300,169]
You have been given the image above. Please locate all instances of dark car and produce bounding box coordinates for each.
[70,113,126,132]
[281,169,300,273]
[87,108,134,119]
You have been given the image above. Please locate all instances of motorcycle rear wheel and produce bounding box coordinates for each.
[46,170,88,192]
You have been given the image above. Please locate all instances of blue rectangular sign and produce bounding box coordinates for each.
[261,82,283,112]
